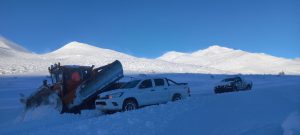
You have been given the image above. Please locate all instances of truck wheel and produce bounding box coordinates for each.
[214,89,221,94]
[172,94,181,101]
[102,110,116,114]
[246,85,251,90]
[122,99,138,111]
[233,86,238,91]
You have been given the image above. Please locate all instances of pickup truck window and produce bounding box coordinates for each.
[222,78,235,82]
[235,77,241,82]
[139,79,153,89]
[122,80,141,89]
[154,79,164,86]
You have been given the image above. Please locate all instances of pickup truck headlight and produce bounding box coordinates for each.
[107,92,123,99]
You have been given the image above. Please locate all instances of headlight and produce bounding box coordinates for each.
[107,92,123,99]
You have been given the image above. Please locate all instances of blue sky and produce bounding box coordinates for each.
[0,0,299,58]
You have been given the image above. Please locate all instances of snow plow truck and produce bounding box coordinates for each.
[20,60,123,114]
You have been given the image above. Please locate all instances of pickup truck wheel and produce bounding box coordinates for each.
[172,94,181,101]
[233,86,238,91]
[246,85,251,90]
[123,99,138,111]
[102,110,116,114]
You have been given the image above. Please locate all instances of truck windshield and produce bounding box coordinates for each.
[121,80,141,89]
[51,73,63,83]
[222,78,235,82]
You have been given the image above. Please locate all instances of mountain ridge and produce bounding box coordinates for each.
[157,45,300,74]
[0,39,229,75]
[0,38,299,75]
[0,37,31,57]
[46,41,135,60]
[159,45,297,61]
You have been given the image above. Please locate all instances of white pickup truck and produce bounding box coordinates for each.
[95,77,190,112]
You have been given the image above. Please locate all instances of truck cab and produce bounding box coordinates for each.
[48,64,94,108]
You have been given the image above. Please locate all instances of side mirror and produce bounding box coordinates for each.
[43,80,48,86]
[139,84,146,89]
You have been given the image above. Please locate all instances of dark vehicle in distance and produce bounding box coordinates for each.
[214,76,252,94]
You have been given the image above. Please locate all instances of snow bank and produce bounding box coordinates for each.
[17,106,61,122]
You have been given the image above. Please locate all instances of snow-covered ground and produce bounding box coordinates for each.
[0,74,299,135]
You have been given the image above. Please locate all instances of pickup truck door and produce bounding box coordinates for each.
[136,79,157,106]
[153,78,169,103]
[240,78,248,89]
[235,78,243,90]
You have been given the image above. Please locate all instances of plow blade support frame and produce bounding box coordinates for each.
[68,60,124,109]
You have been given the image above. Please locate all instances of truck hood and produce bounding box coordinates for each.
[100,88,130,96]
[216,81,232,86]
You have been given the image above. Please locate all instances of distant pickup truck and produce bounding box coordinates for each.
[214,76,252,94]
[95,77,190,112]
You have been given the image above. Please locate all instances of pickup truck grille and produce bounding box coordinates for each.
[95,101,106,105]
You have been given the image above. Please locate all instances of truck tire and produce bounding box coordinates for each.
[246,85,251,90]
[102,110,116,114]
[214,88,221,94]
[122,99,138,111]
[172,94,181,101]
[233,86,238,91]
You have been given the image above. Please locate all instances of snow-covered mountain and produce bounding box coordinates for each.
[158,45,300,74]
[0,37,299,75]
[0,40,227,75]
[0,37,30,57]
